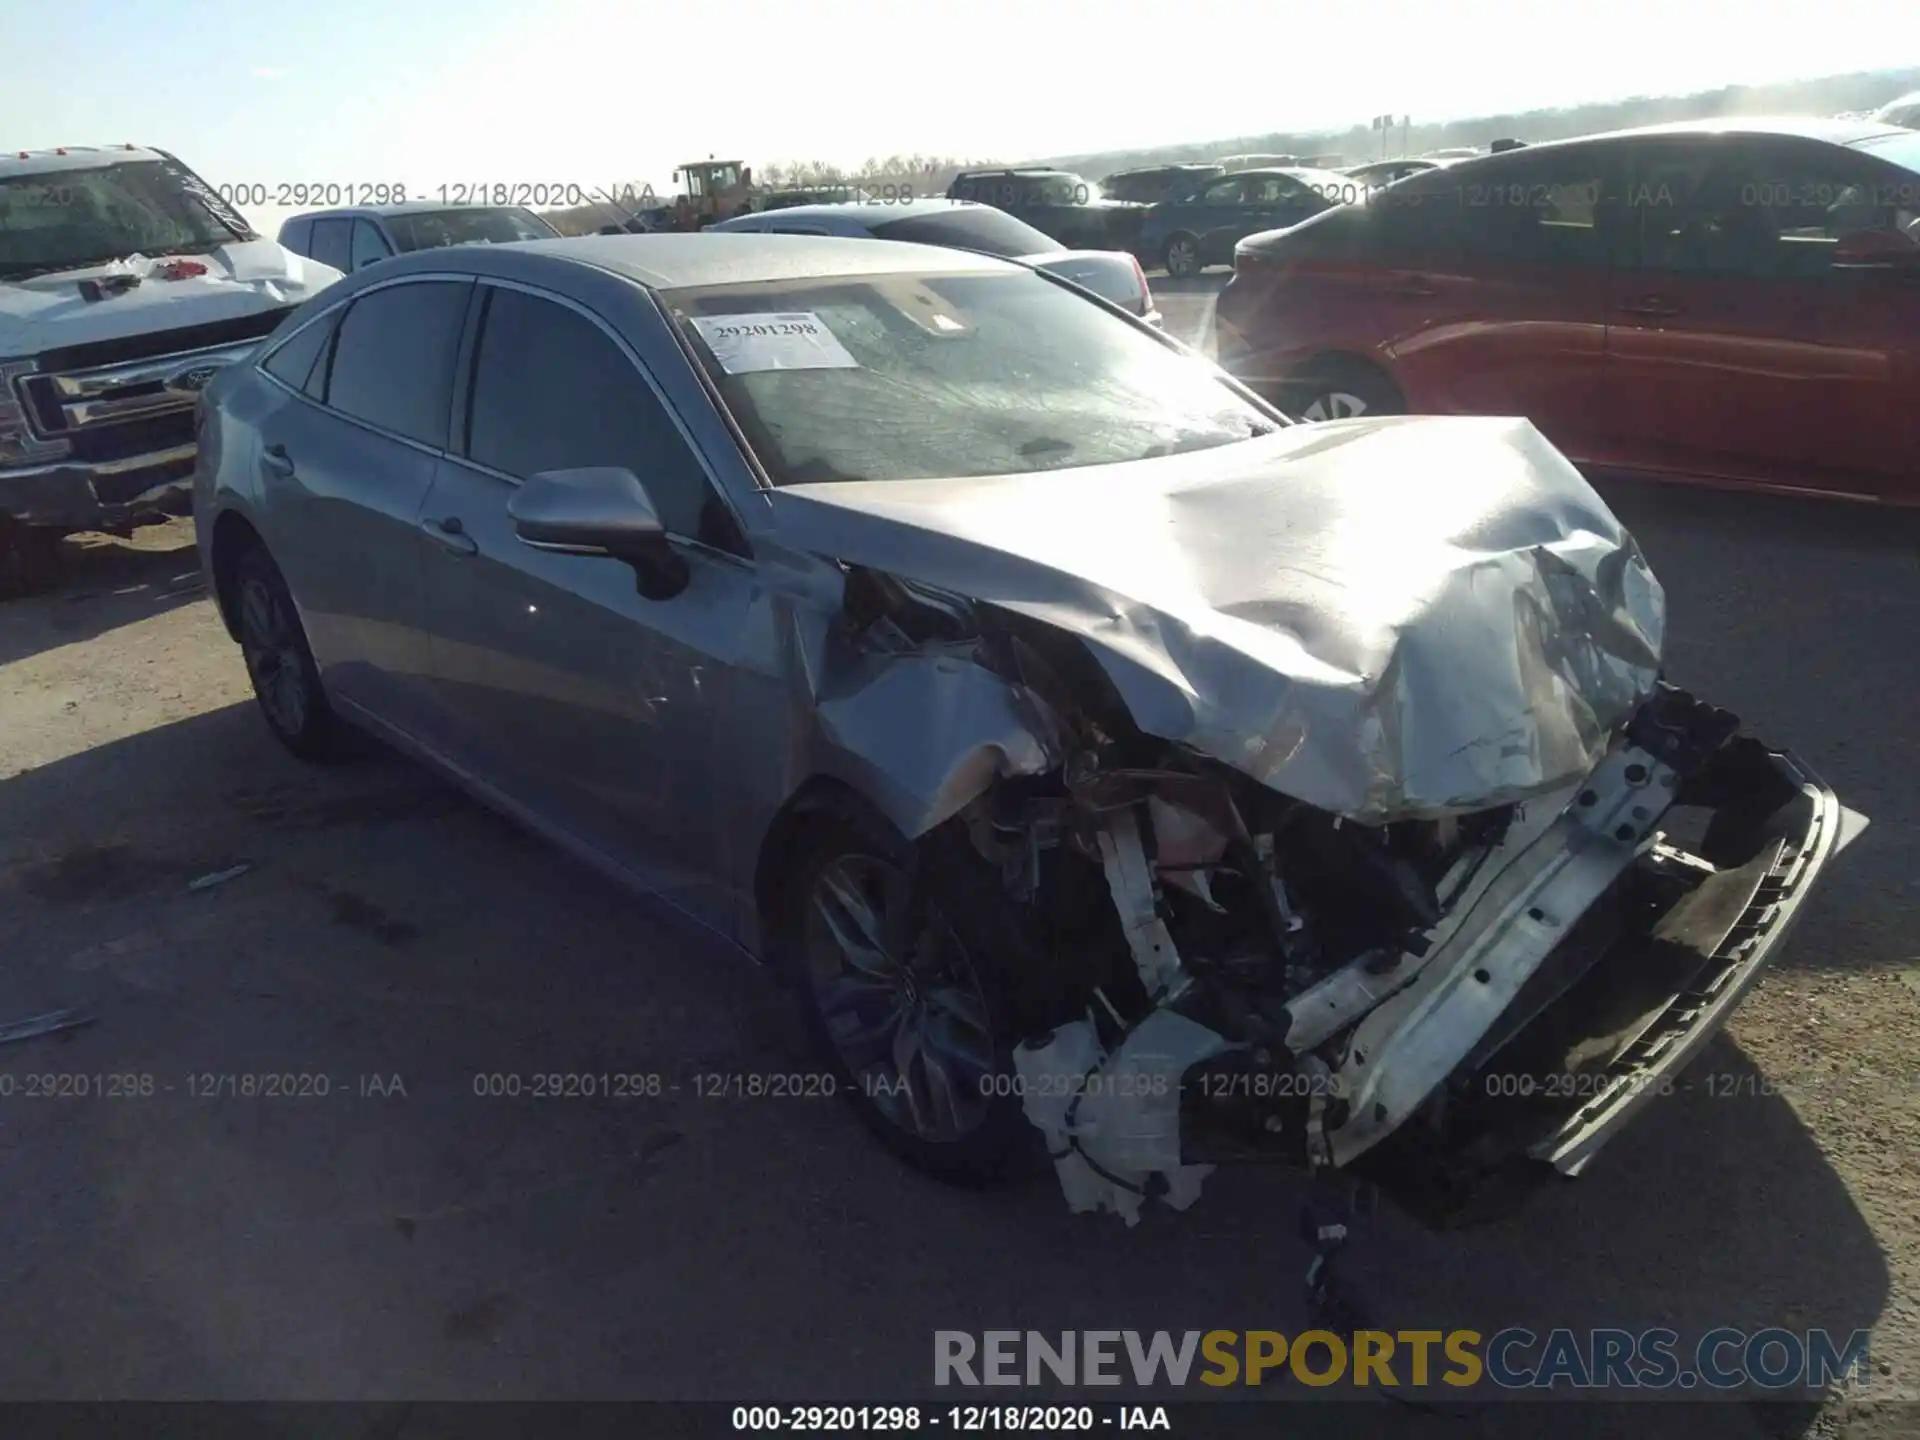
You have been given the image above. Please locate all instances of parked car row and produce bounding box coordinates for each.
[190,229,1861,1231]
[708,199,1159,324]
[1214,117,1920,504]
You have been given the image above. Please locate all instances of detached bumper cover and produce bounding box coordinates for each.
[1528,749,1852,1176]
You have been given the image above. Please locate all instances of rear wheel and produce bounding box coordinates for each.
[1162,233,1201,278]
[232,544,347,761]
[774,806,1045,1185]
[1285,358,1406,423]
[0,520,65,600]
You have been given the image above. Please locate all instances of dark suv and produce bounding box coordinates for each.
[1098,163,1223,204]
[1214,117,1920,503]
[945,168,1148,252]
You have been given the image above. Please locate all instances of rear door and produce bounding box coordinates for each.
[307,217,353,273]
[1186,175,1249,262]
[249,277,474,736]
[413,281,762,930]
[1242,173,1329,246]
[1367,144,1619,458]
[349,218,394,271]
[1602,135,1918,498]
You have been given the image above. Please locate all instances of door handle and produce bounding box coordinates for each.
[261,444,294,476]
[1618,295,1681,317]
[1383,275,1438,298]
[421,515,478,557]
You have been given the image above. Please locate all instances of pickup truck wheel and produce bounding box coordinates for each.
[776,806,1045,1186]
[1162,234,1201,278]
[232,544,346,761]
[0,520,64,600]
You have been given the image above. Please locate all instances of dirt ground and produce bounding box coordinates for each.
[0,300,1916,1433]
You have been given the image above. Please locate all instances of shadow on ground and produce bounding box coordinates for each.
[0,526,205,670]
[0,694,1890,1430]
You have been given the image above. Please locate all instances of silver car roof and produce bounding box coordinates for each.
[347,232,1018,290]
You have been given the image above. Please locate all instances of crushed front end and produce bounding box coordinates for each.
[770,419,1859,1228]
[940,648,1853,1227]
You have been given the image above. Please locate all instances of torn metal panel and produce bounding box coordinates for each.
[1095,807,1185,998]
[765,415,1665,824]
[810,646,1058,837]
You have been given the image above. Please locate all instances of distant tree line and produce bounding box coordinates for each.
[1032,66,1920,178]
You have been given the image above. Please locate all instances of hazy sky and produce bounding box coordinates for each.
[4,0,1913,237]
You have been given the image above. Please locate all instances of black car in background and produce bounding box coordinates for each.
[279,203,561,273]
[946,167,1148,252]
[1098,162,1224,204]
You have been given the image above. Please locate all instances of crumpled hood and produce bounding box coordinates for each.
[766,415,1666,824]
[0,239,343,359]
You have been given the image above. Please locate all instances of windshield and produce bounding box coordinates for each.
[0,159,245,280]
[667,270,1276,486]
[387,207,559,250]
[871,207,1061,258]
[1854,131,1920,177]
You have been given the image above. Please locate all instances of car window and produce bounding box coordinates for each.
[261,308,342,393]
[387,206,558,250]
[349,219,392,270]
[307,217,352,272]
[1634,140,1920,280]
[872,206,1062,258]
[1199,176,1248,205]
[666,269,1277,486]
[1368,166,1470,263]
[279,217,313,255]
[321,280,469,447]
[464,287,729,546]
[1454,152,1608,267]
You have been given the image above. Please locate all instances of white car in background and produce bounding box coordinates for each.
[1873,91,1920,128]
[710,199,1160,325]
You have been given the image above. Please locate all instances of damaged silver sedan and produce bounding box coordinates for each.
[195,233,1862,1228]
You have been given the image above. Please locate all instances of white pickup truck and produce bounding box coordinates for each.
[1,146,343,596]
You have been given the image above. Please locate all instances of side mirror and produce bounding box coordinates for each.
[1832,228,1920,270]
[508,467,691,601]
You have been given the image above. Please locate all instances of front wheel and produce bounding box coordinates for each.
[1162,233,1201,279]
[775,807,1044,1186]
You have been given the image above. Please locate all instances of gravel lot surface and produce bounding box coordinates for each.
[0,280,1913,1437]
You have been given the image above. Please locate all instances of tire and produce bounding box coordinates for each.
[1162,233,1201,279]
[231,543,346,761]
[0,520,65,600]
[1284,358,1406,423]
[773,805,1049,1186]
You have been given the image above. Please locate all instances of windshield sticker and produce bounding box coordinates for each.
[689,313,860,374]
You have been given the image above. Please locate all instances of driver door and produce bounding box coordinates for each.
[413,281,766,932]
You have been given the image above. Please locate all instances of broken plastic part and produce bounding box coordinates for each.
[1014,1012,1232,1226]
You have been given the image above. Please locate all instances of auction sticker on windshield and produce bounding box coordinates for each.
[689,313,859,374]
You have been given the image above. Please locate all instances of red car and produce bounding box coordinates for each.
[1214,118,1920,504]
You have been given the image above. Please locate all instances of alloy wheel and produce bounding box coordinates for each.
[238,574,311,736]
[1165,236,1198,278]
[803,853,998,1143]
[1298,390,1370,422]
